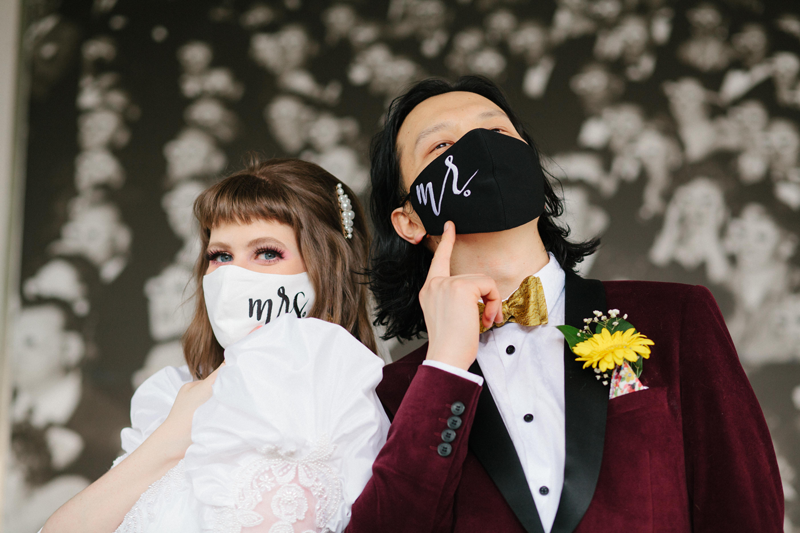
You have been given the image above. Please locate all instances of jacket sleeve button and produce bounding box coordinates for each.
[441,429,456,443]
[447,416,463,429]
[437,442,453,457]
[450,401,466,415]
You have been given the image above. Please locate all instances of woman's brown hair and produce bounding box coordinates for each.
[182,158,377,379]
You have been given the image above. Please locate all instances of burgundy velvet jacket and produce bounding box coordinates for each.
[346,273,783,533]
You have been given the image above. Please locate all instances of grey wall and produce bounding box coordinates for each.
[5,0,800,530]
[0,0,25,519]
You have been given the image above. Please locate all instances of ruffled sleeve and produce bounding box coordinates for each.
[118,365,194,457]
[183,317,389,533]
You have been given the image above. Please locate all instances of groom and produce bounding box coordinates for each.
[347,76,783,532]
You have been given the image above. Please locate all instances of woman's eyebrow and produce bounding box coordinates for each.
[207,239,230,249]
[247,236,286,248]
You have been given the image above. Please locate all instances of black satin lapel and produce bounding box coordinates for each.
[551,272,608,533]
[468,362,545,533]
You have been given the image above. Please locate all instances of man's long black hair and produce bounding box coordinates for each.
[368,75,600,341]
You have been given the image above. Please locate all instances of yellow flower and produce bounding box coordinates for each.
[573,328,654,373]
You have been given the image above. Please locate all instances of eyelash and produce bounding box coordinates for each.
[206,247,285,263]
[255,247,285,262]
[206,249,227,262]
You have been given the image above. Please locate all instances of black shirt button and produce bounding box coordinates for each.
[441,429,456,443]
[506,345,516,355]
[437,443,453,457]
[539,486,549,495]
[447,415,463,429]
[451,401,465,415]
[523,413,534,423]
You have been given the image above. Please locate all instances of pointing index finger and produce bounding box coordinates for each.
[427,221,455,280]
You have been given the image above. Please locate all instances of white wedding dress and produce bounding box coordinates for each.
[111,317,389,533]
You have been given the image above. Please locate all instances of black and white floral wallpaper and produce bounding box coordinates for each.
[6,0,800,530]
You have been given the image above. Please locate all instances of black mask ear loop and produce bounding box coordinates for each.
[399,189,430,241]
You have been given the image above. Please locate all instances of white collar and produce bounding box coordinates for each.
[478,253,566,314]
[510,252,565,315]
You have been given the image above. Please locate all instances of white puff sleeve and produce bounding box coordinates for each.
[117,365,194,460]
[113,366,200,533]
[183,317,389,533]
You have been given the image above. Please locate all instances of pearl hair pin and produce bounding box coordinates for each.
[336,183,354,239]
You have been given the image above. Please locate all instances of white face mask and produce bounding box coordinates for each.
[203,265,316,348]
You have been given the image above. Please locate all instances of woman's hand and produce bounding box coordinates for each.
[157,362,225,460]
[419,222,503,371]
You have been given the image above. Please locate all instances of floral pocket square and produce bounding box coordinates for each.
[609,362,648,400]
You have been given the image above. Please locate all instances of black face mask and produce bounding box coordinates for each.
[407,128,545,236]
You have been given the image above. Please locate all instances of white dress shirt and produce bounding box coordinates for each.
[422,253,566,533]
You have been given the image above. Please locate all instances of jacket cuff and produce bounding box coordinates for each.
[422,360,485,386]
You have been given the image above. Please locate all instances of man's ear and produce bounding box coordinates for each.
[391,206,426,245]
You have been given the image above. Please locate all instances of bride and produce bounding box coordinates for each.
[42,159,389,533]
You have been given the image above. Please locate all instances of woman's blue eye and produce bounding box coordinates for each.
[258,249,281,261]
[214,252,232,263]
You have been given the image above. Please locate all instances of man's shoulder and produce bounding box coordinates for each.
[600,279,725,348]
[602,279,715,310]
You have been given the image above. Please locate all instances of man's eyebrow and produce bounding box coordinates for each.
[412,110,509,151]
[478,109,506,120]
[414,121,452,151]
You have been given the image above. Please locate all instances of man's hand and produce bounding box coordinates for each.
[419,221,503,370]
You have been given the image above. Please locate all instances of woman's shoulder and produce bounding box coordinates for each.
[120,365,193,454]
[131,365,194,412]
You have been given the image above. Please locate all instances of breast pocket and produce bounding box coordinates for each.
[607,387,669,420]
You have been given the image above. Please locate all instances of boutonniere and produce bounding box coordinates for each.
[557,309,654,397]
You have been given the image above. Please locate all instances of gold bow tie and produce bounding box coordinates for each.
[478,275,548,334]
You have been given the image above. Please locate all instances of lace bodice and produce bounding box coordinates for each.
[203,438,339,533]
[116,441,340,533]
